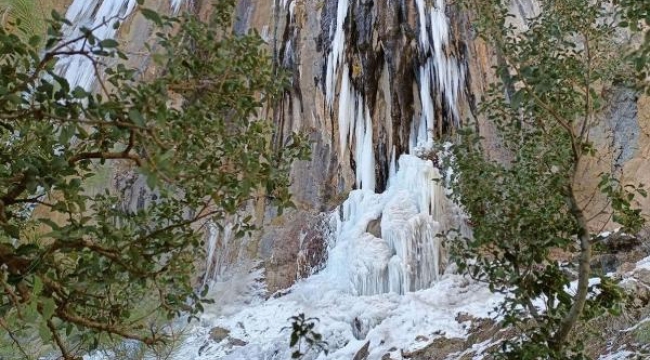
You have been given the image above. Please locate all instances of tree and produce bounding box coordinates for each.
[445,0,646,358]
[0,1,308,358]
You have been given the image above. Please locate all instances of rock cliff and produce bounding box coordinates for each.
[224,0,649,293]
[56,0,649,294]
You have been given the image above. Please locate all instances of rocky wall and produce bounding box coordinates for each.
[229,0,650,293]
[52,0,649,294]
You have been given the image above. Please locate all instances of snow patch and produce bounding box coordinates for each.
[172,275,503,360]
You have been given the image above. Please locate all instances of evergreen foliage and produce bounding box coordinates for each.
[445,0,647,358]
[0,0,308,358]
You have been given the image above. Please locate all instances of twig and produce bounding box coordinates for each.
[67,150,143,167]
[55,307,156,345]
[47,319,73,360]
[0,317,30,358]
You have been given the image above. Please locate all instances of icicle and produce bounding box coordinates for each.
[388,256,403,294]
[170,0,184,12]
[350,98,374,192]
[325,0,350,106]
[57,0,138,90]
[415,0,430,51]
[410,0,466,143]
[202,222,239,284]
[350,233,391,295]
[388,146,397,182]
[354,98,365,189]
[415,62,435,149]
[203,224,218,287]
[338,65,354,156]
[355,104,375,192]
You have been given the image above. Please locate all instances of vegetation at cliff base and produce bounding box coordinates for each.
[0,0,308,358]
[445,0,647,358]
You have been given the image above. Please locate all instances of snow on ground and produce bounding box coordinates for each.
[636,256,650,271]
[172,274,503,360]
[174,153,485,359]
[169,255,650,360]
[598,351,635,360]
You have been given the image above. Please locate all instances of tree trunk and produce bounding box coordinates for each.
[552,181,591,350]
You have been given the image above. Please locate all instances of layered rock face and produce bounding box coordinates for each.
[224,0,478,293]
[504,0,650,232]
[57,0,647,294]
[225,0,650,293]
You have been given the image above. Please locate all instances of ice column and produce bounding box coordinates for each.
[337,65,376,192]
[325,0,350,106]
[327,155,448,296]
[411,0,466,149]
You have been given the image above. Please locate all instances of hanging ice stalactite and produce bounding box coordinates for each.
[337,65,376,192]
[325,0,350,107]
[411,0,467,150]
[57,0,187,90]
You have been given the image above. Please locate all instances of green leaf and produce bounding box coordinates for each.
[141,8,162,26]
[41,298,56,320]
[39,321,52,342]
[290,332,298,347]
[33,277,43,295]
[99,39,119,48]
[59,123,76,144]
[15,244,39,256]
[129,109,145,127]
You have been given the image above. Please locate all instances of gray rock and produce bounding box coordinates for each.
[353,341,370,360]
[209,327,230,343]
[229,338,248,347]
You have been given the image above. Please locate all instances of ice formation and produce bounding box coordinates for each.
[325,0,350,106]
[412,0,466,147]
[319,0,468,296]
[170,0,184,13]
[57,0,185,90]
[336,65,377,192]
[327,155,451,296]
[203,222,238,285]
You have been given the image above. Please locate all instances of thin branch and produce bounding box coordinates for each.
[0,276,23,316]
[45,114,143,130]
[12,197,54,207]
[512,64,581,161]
[47,319,73,360]
[67,151,143,167]
[43,239,140,277]
[124,129,136,154]
[1,176,28,207]
[55,307,156,345]
[13,14,127,95]
[0,317,30,358]
[134,206,216,245]
[579,32,592,143]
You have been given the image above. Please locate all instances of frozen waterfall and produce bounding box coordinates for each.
[57,0,184,90]
[323,155,453,296]
[320,0,468,295]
